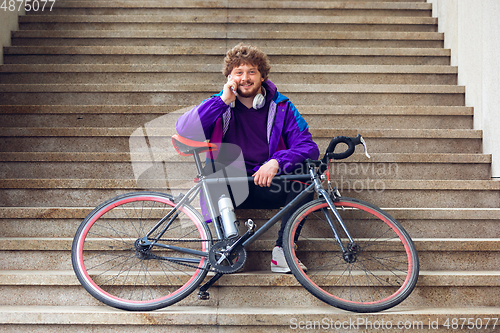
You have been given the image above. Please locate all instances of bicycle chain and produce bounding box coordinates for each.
[146,238,223,272]
[157,238,221,243]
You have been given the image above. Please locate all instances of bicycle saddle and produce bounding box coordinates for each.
[172,134,218,156]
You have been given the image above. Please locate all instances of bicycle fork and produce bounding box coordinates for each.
[312,171,359,263]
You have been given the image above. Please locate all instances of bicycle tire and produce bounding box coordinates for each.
[283,197,419,313]
[71,191,211,311]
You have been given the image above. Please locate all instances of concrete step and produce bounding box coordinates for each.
[0,105,471,129]
[0,126,482,153]
[33,9,431,18]
[0,0,495,329]
[32,1,432,17]
[0,179,498,208]
[9,30,444,48]
[55,0,429,2]
[1,236,499,271]
[0,83,465,105]
[2,207,499,239]
[1,305,499,332]
[46,0,431,8]
[2,46,451,65]
[0,270,498,308]
[18,14,438,32]
[0,64,457,85]
[0,152,491,180]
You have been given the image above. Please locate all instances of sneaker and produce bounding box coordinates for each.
[271,246,307,273]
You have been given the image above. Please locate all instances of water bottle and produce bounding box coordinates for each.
[218,195,239,238]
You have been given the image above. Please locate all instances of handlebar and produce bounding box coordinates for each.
[310,134,370,175]
[322,134,370,163]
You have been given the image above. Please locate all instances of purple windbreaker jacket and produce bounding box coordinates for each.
[175,80,320,174]
[175,80,320,222]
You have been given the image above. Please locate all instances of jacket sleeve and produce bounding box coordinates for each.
[175,95,229,141]
[270,102,320,174]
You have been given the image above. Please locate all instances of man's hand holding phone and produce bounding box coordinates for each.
[221,76,238,106]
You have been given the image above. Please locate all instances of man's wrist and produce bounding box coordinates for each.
[269,158,281,171]
[220,95,230,106]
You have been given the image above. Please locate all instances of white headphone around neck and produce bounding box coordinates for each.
[253,87,266,109]
[230,87,267,110]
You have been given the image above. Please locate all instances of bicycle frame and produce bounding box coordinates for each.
[141,148,357,269]
[72,133,418,312]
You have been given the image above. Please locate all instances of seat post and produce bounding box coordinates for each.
[192,151,205,176]
[192,149,225,240]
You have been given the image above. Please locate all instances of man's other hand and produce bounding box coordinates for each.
[252,159,279,187]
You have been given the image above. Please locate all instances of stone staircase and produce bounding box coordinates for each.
[1,0,499,331]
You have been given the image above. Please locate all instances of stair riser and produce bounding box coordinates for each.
[1,318,498,333]
[32,8,432,17]
[0,285,214,307]
[1,219,83,238]
[0,188,497,208]
[0,114,179,128]
[0,0,497,326]
[245,251,500,271]
[0,162,491,181]
[0,92,466,106]
[0,114,472,129]
[397,220,500,239]
[10,38,443,49]
[3,217,499,239]
[0,247,498,271]
[0,285,497,308]
[0,72,457,86]
[0,137,482,154]
[19,22,438,32]
[307,114,470,129]
[3,55,451,66]
[342,189,500,209]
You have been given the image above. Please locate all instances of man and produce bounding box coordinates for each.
[176,43,319,273]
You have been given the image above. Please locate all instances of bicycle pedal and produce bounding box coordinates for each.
[197,290,210,300]
[245,219,256,232]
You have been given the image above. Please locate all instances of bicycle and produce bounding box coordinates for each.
[71,134,419,313]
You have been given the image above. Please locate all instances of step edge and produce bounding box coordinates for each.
[2,206,500,220]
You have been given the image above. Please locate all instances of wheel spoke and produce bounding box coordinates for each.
[72,192,211,311]
[283,198,419,313]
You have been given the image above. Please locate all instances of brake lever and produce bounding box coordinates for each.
[359,136,371,159]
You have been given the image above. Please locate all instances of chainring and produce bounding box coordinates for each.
[209,239,247,274]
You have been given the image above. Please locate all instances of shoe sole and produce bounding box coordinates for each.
[270,265,291,273]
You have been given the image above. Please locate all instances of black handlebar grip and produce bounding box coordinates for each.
[318,134,365,174]
[324,134,362,161]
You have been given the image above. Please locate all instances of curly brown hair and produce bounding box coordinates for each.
[222,43,271,81]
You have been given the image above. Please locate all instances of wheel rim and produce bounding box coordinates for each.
[73,194,209,306]
[289,200,416,308]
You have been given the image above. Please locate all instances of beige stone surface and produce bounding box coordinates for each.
[0,0,499,330]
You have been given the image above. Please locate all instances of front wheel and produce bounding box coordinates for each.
[71,192,211,311]
[283,197,419,313]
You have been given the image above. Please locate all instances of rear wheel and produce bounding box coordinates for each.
[71,192,211,311]
[283,197,419,313]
